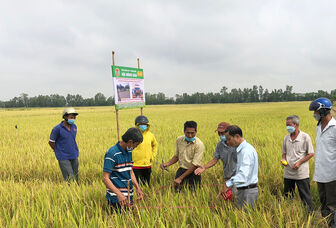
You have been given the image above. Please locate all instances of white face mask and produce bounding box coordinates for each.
[314,113,321,121]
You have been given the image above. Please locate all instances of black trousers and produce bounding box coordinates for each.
[133,168,151,186]
[317,180,336,227]
[284,178,314,212]
[175,168,201,191]
[108,201,125,214]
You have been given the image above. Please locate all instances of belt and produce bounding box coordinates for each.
[237,183,257,190]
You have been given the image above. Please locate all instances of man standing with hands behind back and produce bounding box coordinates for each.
[49,107,79,183]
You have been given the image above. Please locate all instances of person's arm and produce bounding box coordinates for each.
[102,171,128,206]
[174,164,198,185]
[293,153,314,169]
[49,126,59,152]
[281,137,287,163]
[224,150,252,190]
[131,169,144,200]
[194,158,219,175]
[281,153,286,162]
[160,155,178,170]
[48,141,55,150]
[293,135,315,169]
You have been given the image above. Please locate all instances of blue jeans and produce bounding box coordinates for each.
[58,159,79,182]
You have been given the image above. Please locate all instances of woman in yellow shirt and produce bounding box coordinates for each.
[132,115,158,186]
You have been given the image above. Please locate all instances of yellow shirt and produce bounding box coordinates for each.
[174,135,204,169]
[132,127,158,167]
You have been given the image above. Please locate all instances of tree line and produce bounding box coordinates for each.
[1,85,335,108]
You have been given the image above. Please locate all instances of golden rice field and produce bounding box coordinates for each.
[0,102,333,227]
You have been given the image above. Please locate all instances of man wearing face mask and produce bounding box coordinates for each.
[281,115,314,212]
[160,121,204,191]
[102,128,144,213]
[49,107,79,182]
[194,122,237,183]
[219,125,258,209]
[132,115,158,186]
[309,97,336,227]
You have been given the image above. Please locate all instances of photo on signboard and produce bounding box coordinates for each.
[131,82,144,100]
[116,82,130,101]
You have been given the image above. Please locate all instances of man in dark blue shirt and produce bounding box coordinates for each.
[49,107,79,182]
[102,128,144,213]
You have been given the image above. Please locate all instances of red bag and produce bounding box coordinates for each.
[225,189,233,201]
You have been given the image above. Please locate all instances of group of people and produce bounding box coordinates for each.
[48,97,336,227]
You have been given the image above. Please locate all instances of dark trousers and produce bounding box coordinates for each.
[284,178,313,212]
[58,159,79,182]
[133,168,151,186]
[317,181,336,227]
[175,168,201,191]
[108,201,129,214]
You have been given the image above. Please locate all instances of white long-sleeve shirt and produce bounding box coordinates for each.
[226,140,258,188]
[314,117,336,183]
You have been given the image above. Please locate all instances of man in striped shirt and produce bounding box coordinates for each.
[102,128,144,212]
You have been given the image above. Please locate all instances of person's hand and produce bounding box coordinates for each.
[218,184,229,200]
[137,189,144,201]
[174,177,182,186]
[194,166,206,175]
[292,161,301,170]
[160,163,168,170]
[117,193,128,206]
[281,159,288,166]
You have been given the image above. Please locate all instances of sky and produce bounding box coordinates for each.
[1,0,336,100]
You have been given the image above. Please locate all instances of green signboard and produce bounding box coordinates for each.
[111,65,145,110]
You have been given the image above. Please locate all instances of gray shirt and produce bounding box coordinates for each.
[282,131,314,180]
[214,141,237,180]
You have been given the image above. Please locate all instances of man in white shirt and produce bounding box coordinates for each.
[281,115,314,212]
[309,97,336,227]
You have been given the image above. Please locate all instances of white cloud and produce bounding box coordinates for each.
[0,0,336,100]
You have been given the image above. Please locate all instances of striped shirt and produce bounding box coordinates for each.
[103,142,134,203]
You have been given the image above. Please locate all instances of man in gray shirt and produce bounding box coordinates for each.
[281,115,314,212]
[195,122,237,181]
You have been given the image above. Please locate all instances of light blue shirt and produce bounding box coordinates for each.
[226,140,258,188]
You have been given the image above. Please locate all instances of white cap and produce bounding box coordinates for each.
[62,107,78,118]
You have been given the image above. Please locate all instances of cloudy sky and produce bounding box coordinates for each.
[1,0,336,100]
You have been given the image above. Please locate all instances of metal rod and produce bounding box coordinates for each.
[127,180,131,205]
[162,158,164,196]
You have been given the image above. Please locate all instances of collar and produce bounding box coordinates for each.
[236,140,246,153]
[288,130,302,142]
[319,117,336,133]
[60,121,73,130]
[116,142,127,154]
[220,141,229,147]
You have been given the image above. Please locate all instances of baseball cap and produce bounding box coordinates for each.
[215,122,230,132]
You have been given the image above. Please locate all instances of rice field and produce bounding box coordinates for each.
[0,102,332,227]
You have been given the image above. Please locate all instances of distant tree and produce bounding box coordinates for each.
[94,92,107,106]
